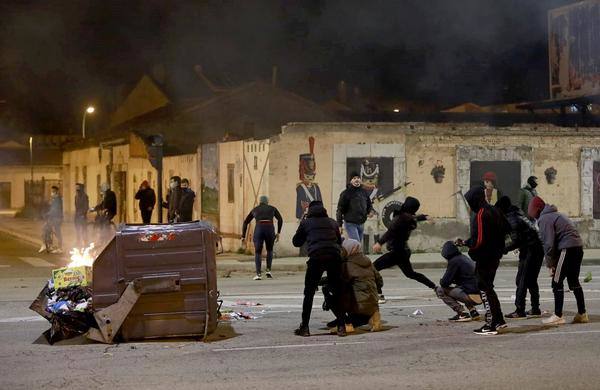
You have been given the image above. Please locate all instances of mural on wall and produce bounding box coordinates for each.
[296,137,322,219]
[201,143,219,227]
[431,160,446,183]
[469,161,521,205]
[545,166,558,184]
[346,157,394,200]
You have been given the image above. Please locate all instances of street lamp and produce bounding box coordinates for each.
[82,106,95,139]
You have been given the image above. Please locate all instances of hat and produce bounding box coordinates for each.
[349,171,360,180]
[482,171,497,182]
[528,196,546,219]
[400,196,420,214]
[342,238,362,256]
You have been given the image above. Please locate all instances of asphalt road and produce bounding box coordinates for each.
[1,233,600,389]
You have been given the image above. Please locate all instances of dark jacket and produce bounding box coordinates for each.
[440,241,479,294]
[336,185,374,226]
[242,204,283,237]
[342,252,383,316]
[164,187,182,222]
[135,187,156,211]
[74,190,89,221]
[502,205,542,252]
[95,190,117,220]
[46,196,63,221]
[179,188,196,222]
[292,201,341,257]
[538,204,584,267]
[464,186,510,260]
[377,197,426,251]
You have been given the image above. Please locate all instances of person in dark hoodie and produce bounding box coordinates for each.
[74,183,89,248]
[372,196,437,302]
[179,178,195,222]
[242,195,283,280]
[529,196,588,325]
[456,185,510,335]
[435,241,482,322]
[495,196,544,319]
[162,176,182,223]
[134,180,156,224]
[292,200,347,337]
[336,172,374,242]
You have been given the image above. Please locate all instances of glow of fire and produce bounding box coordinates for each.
[68,243,96,267]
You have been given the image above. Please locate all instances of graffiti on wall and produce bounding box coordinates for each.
[296,137,322,219]
[431,160,446,183]
[545,166,558,184]
[469,161,521,205]
[346,157,394,200]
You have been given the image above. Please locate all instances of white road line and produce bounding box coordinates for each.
[527,330,600,336]
[0,265,10,268]
[18,257,56,267]
[213,341,365,352]
[0,316,45,323]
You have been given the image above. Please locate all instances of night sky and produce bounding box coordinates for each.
[0,0,578,134]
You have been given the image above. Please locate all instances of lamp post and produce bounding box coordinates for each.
[82,106,95,139]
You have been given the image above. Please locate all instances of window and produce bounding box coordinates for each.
[227,164,235,203]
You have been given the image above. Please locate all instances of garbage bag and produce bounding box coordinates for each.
[29,282,52,321]
[43,311,97,345]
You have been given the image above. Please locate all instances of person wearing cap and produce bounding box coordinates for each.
[482,171,501,205]
[518,176,538,216]
[242,195,283,280]
[528,196,588,325]
[372,196,437,303]
[74,183,89,247]
[336,172,374,242]
[135,180,156,224]
[179,178,195,222]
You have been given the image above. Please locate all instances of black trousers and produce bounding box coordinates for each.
[552,247,586,317]
[474,256,504,326]
[253,224,275,274]
[373,247,436,289]
[514,243,543,312]
[301,251,345,327]
[141,208,152,224]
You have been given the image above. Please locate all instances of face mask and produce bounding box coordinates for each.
[181,185,188,190]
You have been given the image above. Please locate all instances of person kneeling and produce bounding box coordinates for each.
[436,241,482,322]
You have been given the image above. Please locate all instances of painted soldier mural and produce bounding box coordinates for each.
[296,137,322,219]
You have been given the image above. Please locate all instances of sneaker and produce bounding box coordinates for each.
[337,324,346,337]
[326,319,338,328]
[38,245,47,253]
[50,248,63,254]
[265,270,273,279]
[542,314,565,325]
[378,294,387,304]
[526,309,542,318]
[505,311,527,319]
[449,312,472,322]
[494,321,508,330]
[253,274,262,281]
[572,312,589,324]
[473,324,498,336]
[469,310,481,321]
[294,324,310,337]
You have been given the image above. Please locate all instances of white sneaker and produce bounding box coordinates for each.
[265,271,273,279]
[253,274,262,281]
[542,314,565,325]
[378,294,387,304]
[38,245,46,253]
[50,248,63,254]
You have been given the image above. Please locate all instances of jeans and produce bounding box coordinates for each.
[552,247,586,317]
[438,287,479,314]
[344,222,364,242]
[514,244,543,312]
[43,219,62,249]
[253,224,275,274]
[373,247,437,289]
[474,256,503,326]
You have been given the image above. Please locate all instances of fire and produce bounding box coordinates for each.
[68,243,96,267]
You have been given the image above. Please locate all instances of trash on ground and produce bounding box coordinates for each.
[410,309,424,317]
[219,311,258,321]
[234,300,262,306]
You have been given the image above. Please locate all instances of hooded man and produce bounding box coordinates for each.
[518,176,538,215]
[456,185,510,335]
[336,172,375,242]
[242,195,283,280]
[435,241,481,322]
[93,183,117,243]
[179,178,195,222]
[162,176,182,223]
[292,200,346,337]
[495,196,544,319]
[74,183,89,248]
[528,196,588,325]
[372,196,437,303]
[135,180,156,224]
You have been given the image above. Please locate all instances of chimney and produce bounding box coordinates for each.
[272,65,278,87]
[338,80,347,104]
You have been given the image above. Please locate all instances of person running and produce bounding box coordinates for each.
[456,185,510,335]
[179,178,196,222]
[495,196,544,319]
[135,180,156,224]
[74,183,89,248]
[435,241,481,322]
[528,196,588,325]
[336,172,374,242]
[517,176,538,216]
[293,200,346,337]
[242,195,283,280]
[372,196,437,303]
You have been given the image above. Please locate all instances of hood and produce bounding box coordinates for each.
[346,252,372,268]
[540,204,558,216]
[528,196,546,219]
[441,241,460,260]
[306,200,328,218]
[342,238,362,256]
[495,195,512,214]
[400,196,420,215]
[464,185,486,212]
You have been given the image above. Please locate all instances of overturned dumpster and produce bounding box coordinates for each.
[32,221,219,344]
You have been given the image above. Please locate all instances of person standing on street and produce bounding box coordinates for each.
[336,173,374,242]
[92,183,117,243]
[456,185,510,335]
[529,196,588,325]
[134,180,156,224]
[163,176,182,223]
[179,178,196,222]
[40,186,63,254]
[241,195,283,280]
[372,196,437,303]
[518,176,538,216]
[74,183,89,248]
[293,200,347,337]
[495,196,544,319]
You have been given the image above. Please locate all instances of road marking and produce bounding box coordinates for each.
[18,257,56,267]
[0,316,45,323]
[213,341,365,352]
[0,265,10,268]
[527,330,600,336]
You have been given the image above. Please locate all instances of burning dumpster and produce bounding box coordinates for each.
[31,221,219,344]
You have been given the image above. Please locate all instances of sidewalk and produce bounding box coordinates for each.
[3,216,600,273]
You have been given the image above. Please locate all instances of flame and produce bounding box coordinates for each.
[68,243,96,268]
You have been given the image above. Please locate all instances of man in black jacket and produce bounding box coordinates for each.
[372,197,437,302]
[93,183,117,243]
[135,180,156,224]
[179,178,196,222]
[74,183,89,247]
[456,185,510,335]
[163,176,182,223]
[293,200,346,337]
[336,173,374,242]
[242,195,283,280]
[495,196,544,319]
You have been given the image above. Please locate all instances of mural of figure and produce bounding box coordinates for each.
[360,159,380,200]
[431,160,446,184]
[296,136,322,219]
[544,167,557,185]
[482,171,502,204]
